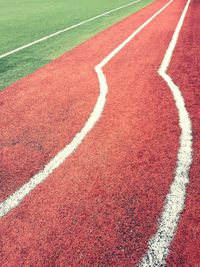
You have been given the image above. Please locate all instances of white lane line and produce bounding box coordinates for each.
[139,0,192,266]
[0,0,142,60]
[0,0,173,218]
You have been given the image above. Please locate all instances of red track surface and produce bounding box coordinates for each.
[0,0,199,266]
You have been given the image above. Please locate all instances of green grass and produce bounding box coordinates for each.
[0,0,154,91]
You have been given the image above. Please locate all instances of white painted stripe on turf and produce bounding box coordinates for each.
[0,0,174,217]
[0,0,142,59]
[139,0,192,266]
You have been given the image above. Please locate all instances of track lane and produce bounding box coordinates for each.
[0,0,174,218]
[0,0,194,266]
[140,0,193,264]
[0,0,169,203]
[166,0,200,265]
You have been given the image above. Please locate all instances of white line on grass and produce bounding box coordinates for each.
[0,0,142,59]
[0,0,174,218]
[139,0,192,266]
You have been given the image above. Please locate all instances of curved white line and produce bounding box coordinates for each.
[0,0,173,218]
[139,0,192,266]
[0,0,142,59]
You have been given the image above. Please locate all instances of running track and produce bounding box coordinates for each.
[0,0,199,266]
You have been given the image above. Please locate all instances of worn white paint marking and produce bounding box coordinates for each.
[139,0,192,266]
[0,0,142,60]
[0,0,174,217]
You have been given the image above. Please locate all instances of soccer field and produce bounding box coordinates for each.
[0,0,154,91]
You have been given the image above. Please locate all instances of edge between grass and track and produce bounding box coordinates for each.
[0,0,142,60]
[0,0,154,91]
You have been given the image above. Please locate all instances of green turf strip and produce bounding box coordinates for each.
[0,0,154,91]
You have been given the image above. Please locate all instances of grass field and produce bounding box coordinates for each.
[0,0,154,91]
